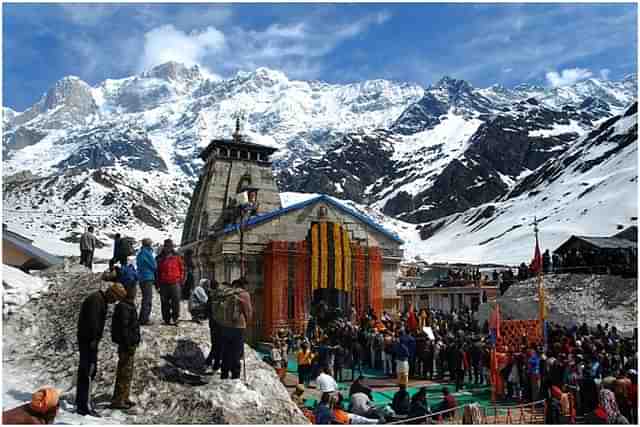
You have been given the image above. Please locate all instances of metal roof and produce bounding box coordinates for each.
[555,235,637,253]
[212,194,404,244]
[3,228,63,268]
[574,236,637,249]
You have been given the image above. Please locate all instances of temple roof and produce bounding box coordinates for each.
[199,137,279,161]
[212,194,404,244]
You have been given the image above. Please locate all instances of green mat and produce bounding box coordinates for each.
[303,382,494,410]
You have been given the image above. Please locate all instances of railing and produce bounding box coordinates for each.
[382,247,404,259]
[388,399,547,425]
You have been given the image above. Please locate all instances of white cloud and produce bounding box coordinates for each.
[136,10,391,80]
[502,67,513,73]
[545,68,593,87]
[600,68,611,80]
[138,25,225,73]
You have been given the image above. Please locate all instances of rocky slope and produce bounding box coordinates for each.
[495,273,637,332]
[2,263,308,424]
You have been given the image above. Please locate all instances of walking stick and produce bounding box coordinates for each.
[240,209,248,384]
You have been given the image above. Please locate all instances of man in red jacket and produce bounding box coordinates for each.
[157,239,185,326]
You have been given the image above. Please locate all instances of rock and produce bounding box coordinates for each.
[3,267,309,424]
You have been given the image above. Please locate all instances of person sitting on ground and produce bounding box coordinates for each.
[391,383,411,416]
[408,387,431,423]
[2,387,60,424]
[314,392,335,424]
[316,366,338,394]
[349,375,373,399]
[438,387,457,418]
[349,392,383,421]
[188,279,209,322]
[332,392,379,425]
[291,384,306,409]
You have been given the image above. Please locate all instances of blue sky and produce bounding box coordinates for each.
[3,3,637,111]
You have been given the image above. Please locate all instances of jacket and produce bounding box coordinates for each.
[157,253,185,285]
[392,390,411,415]
[394,339,410,361]
[77,291,107,345]
[79,232,97,251]
[111,300,141,349]
[118,264,138,288]
[136,247,157,282]
[2,404,53,425]
[314,402,334,424]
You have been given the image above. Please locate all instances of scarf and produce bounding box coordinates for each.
[599,388,620,423]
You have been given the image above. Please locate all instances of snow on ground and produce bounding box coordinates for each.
[528,120,584,137]
[2,264,48,315]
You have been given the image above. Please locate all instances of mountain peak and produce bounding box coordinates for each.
[142,61,202,82]
[43,76,94,112]
[433,76,473,93]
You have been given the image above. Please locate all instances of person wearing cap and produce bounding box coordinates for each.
[156,239,185,326]
[76,282,127,417]
[2,387,60,424]
[110,283,141,410]
[136,238,157,326]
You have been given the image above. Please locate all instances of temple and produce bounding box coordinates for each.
[181,121,404,343]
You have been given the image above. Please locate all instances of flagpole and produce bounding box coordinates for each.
[534,217,546,351]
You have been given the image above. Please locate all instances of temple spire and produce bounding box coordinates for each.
[233,115,242,142]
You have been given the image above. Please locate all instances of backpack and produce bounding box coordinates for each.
[211,285,244,326]
[119,265,138,286]
[158,255,183,285]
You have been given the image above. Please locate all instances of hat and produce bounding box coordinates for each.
[30,387,59,415]
[628,369,637,376]
[295,384,305,394]
[108,283,127,301]
[199,278,210,287]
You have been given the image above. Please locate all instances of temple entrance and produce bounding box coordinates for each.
[307,221,352,319]
[261,221,384,338]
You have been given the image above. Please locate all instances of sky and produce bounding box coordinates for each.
[3,3,638,111]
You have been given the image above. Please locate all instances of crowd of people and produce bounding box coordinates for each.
[3,227,638,425]
[271,303,638,425]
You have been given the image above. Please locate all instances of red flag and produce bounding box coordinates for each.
[530,236,542,274]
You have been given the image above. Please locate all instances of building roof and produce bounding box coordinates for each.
[2,225,63,268]
[555,235,637,253]
[199,137,279,161]
[613,226,637,242]
[213,194,404,244]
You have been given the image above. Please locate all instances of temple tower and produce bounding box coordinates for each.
[181,119,282,245]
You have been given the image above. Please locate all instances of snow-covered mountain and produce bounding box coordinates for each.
[390,102,638,264]
[2,62,637,262]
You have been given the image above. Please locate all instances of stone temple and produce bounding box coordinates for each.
[181,122,404,343]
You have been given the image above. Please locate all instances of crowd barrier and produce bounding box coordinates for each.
[388,399,546,425]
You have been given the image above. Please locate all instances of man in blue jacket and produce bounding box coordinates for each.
[136,238,157,326]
